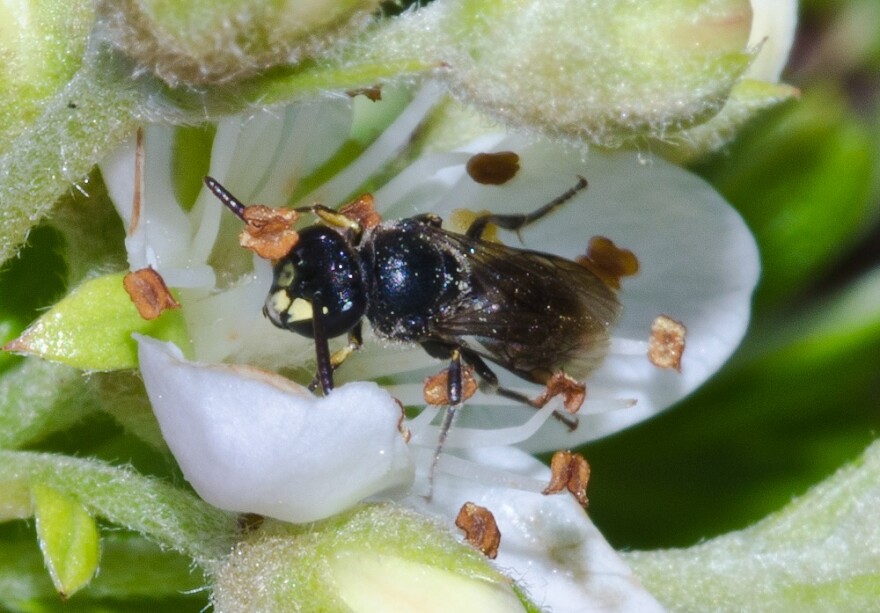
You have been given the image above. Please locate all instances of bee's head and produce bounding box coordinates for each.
[264,226,366,339]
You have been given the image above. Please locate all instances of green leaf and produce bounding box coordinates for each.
[0,524,209,611]
[0,450,237,563]
[624,438,880,611]
[0,358,98,450]
[5,272,189,371]
[0,50,143,267]
[31,484,99,599]
[0,225,68,374]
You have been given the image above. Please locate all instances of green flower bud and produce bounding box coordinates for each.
[102,0,383,86]
[213,505,529,611]
[443,0,754,144]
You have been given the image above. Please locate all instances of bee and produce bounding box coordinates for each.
[204,175,622,427]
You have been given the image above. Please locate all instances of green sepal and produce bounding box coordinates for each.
[652,79,801,163]
[4,272,189,371]
[31,484,100,599]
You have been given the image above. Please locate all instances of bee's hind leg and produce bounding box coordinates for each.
[466,176,588,239]
[461,350,580,431]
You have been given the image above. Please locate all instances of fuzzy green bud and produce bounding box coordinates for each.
[102,0,383,86]
[443,0,754,144]
[213,505,529,612]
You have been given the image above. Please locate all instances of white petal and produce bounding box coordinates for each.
[747,0,798,81]
[136,335,413,523]
[408,447,665,613]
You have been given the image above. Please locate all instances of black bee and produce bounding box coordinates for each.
[204,175,621,419]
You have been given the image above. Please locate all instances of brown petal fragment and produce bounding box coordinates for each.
[455,502,501,559]
[543,450,590,508]
[123,268,180,320]
[347,86,382,101]
[128,127,144,236]
[339,193,381,230]
[393,397,412,443]
[576,236,639,290]
[466,151,521,185]
[648,315,687,372]
[531,371,586,414]
[423,365,478,406]
[239,205,299,260]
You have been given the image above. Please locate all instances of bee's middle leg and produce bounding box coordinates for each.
[461,350,579,430]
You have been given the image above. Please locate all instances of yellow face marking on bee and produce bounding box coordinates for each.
[289,297,314,322]
[270,290,291,315]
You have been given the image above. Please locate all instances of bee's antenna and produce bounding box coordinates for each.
[204,176,247,221]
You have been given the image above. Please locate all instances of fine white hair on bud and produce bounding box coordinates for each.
[438,0,755,144]
[101,0,384,86]
[135,334,413,523]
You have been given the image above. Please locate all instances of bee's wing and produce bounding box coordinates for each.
[424,229,622,383]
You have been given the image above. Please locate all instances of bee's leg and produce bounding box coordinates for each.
[310,294,335,395]
[461,350,579,430]
[294,204,361,232]
[307,322,363,392]
[466,176,588,239]
[428,347,464,500]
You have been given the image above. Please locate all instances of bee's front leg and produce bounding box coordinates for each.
[310,293,335,395]
[307,323,363,392]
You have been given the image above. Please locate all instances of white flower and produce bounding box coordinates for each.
[102,81,758,609]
